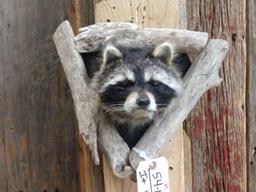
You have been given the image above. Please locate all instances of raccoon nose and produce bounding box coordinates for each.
[136,95,150,107]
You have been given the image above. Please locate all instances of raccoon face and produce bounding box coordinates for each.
[82,42,190,124]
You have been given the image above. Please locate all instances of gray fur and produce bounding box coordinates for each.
[89,43,184,147]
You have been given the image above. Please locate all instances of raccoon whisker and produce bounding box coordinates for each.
[111,107,124,112]
[102,109,114,114]
[156,104,168,106]
[104,110,123,115]
[103,103,123,107]
[103,105,123,110]
[107,107,123,111]
[102,106,124,114]
[109,104,124,107]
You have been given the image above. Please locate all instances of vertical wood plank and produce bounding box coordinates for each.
[102,156,137,192]
[94,0,178,28]
[93,0,191,191]
[0,1,80,192]
[247,0,256,191]
[72,0,95,34]
[160,129,192,192]
[79,138,104,192]
[186,1,247,191]
[94,1,138,191]
[71,1,105,192]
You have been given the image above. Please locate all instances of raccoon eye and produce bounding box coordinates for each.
[116,80,134,88]
[149,80,160,87]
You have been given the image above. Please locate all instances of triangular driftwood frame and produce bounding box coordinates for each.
[53,21,229,178]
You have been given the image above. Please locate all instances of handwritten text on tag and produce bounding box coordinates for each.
[136,157,170,192]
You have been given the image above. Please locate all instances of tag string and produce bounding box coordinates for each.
[132,147,150,160]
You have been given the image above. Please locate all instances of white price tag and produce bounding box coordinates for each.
[136,157,170,192]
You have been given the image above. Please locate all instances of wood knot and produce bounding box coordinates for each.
[231,33,237,42]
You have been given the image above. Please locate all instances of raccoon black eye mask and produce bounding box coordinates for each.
[82,42,191,148]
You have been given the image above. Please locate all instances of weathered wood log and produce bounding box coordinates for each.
[74,22,209,54]
[53,21,100,165]
[98,111,133,178]
[53,21,228,178]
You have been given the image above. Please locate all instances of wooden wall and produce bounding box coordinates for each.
[0,1,80,192]
[186,0,247,191]
[0,0,255,192]
[247,0,256,191]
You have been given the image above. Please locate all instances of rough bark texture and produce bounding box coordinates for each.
[75,23,208,54]
[186,1,247,191]
[0,1,79,192]
[247,0,256,191]
[54,21,100,165]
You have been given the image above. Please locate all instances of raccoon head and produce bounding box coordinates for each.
[81,42,191,125]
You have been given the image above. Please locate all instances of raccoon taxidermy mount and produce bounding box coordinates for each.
[81,42,191,149]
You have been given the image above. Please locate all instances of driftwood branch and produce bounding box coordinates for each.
[74,22,209,54]
[53,21,100,164]
[129,39,229,170]
[98,111,133,178]
[53,21,228,178]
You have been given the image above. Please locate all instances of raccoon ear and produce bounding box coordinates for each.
[103,46,122,64]
[173,53,192,77]
[80,51,102,79]
[153,42,174,66]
